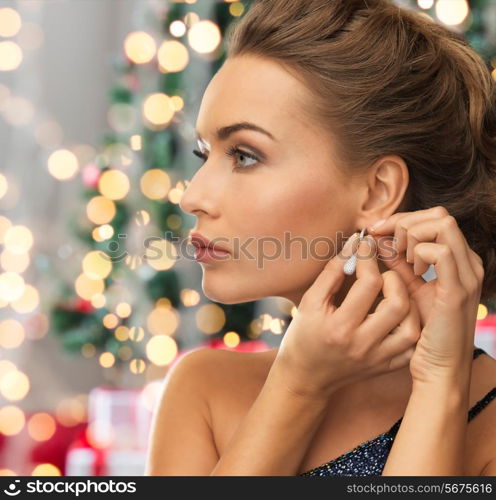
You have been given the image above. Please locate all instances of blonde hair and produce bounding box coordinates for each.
[226,0,496,302]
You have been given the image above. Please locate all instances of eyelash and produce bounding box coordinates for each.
[192,145,261,171]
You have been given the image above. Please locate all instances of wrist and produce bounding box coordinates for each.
[411,377,470,409]
[412,359,472,393]
[268,357,337,405]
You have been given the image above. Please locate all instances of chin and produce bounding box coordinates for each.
[201,280,264,305]
[202,289,255,305]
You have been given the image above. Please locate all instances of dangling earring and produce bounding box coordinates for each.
[343,227,366,275]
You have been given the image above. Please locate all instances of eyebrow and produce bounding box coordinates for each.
[195,121,277,143]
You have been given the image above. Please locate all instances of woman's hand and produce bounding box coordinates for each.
[275,232,421,400]
[367,206,485,387]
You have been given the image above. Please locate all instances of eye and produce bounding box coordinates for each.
[191,146,261,171]
[225,145,259,171]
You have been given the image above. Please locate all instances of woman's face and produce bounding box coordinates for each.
[179,54,364,306]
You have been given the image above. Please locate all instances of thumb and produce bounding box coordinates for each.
[303,231,360,307]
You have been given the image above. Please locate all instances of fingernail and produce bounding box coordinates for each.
[406,247,411,263]
[358,237,372,256]
[342,232,360,257]
[370,219,386,232]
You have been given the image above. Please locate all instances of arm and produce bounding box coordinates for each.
[381,379,470,476]
[145,347,332,476]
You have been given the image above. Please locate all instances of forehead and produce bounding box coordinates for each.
[195,55,311,141]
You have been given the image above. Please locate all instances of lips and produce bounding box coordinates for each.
[189,232,230,253]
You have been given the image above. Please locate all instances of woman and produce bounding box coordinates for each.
[145,0,496,476]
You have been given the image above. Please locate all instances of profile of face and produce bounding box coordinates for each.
[179,54,398,307]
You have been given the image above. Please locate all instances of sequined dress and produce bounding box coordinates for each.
[300,347,496,476]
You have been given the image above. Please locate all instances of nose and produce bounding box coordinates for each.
[179,164,219,217]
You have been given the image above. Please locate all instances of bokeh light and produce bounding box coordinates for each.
[187,20,221,54]
[169,20,186,37]
[195,303,226,334]
[0,369,30,401]
[86,196,116,224]
[0,8,22,37]
[74,273,105,301]
[98,169,130,200]
[82,250,113,280]
[144,238,177,271]
[140,169,171,200]
[435,0,469,25]
[4,225,33,254]
[142,93,175,127]
[477,303,488,320]
[99,351,115,368]
[0,41,22,71]
[31,464,61,476]
[145,335,178,366]
[1,248,30,273]
[128,326,145,341]
[124,31,156,64]
[0,272,25,301]
[0,319,25,349]
[146,305,179,336]
[103,313,119,329]
[223,331,240,348]
[47,149,79,180]
[157,40,189,72]
[116,302,131,318]
[0,405,25,435]
[129,358,146,374]
[28,412,56,442]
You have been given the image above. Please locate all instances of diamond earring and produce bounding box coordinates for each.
[343,227,366,276]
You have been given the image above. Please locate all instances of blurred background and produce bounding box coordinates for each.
[0,0,495,477]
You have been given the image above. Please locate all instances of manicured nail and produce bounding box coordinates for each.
[342,232,360,258]
[358,237,372,255]
[370,219,386,232]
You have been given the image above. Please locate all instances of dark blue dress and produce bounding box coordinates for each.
[300,347,496,476]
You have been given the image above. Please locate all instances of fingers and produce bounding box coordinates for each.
[354,269,412,350]
[333,236,382,329]
[406,217,479,293]
[372,234,436,328]
[413,242,465,302]
[367,206,448,240]
[378,297,421,361]
[388,346,415,372]
[302,231,361,308]
[373,235,427,298]
[368,205,481,297]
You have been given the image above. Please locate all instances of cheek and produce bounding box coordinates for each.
[227,174,343,264]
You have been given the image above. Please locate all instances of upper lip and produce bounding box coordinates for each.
[189,232,230,253]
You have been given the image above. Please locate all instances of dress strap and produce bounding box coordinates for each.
[468,347,496,421]
[473,347,487,360]
[468,388,496,422]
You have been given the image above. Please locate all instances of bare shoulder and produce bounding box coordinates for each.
[183,347,278,452]
[145,346,278,475]
[171,346,277,397]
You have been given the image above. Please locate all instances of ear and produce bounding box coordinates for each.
[355,154,410,229]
